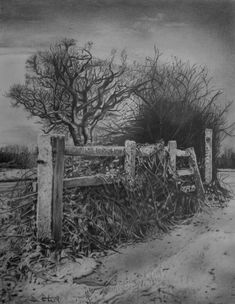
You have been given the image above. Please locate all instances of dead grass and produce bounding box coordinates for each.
[0,153,230,303]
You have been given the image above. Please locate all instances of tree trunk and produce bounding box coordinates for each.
[81,125,90,145]
[69,125,82,146]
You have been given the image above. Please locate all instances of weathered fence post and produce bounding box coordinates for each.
[37,134,65,245]
[37,135,53,240]
[186,147,205,201]
[205,128,213,184]
[168,140,177,173]
[124,140,136,183]
[51,135,65,246]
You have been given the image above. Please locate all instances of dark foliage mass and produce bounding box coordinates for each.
[0,145,37,169]
[105,51,234,180]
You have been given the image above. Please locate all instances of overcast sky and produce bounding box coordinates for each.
[0,0,235,146]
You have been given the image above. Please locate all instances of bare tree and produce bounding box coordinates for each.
[7,39,134,145]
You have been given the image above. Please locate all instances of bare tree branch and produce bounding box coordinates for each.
[7,39,135,145]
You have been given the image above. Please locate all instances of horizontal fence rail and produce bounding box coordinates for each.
[64,145,125,157]
[0,169,37,183]
[177,168,194,177]
[63,174,114,188]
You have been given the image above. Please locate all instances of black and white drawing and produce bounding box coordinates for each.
[0,1,235,303]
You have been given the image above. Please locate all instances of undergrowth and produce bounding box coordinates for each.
[0,146,231,303]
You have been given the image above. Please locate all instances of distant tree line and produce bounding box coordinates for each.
[217,148,235,169]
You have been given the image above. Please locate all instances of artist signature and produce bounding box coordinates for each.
[41,295,90,303]
[41,295,61,303]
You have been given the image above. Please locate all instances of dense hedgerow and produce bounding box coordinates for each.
[104,53,233,180]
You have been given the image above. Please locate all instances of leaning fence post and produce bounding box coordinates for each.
[205,128,213,184]
[168,140,177,173]
[37,134,65,245]
[187,147,205,202]
[124,140,136,183]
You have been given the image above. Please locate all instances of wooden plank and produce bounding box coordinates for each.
[64,145,125,157]
[51,135,65,247]
[0,177,36,183]
[63,174,114,188]
[37,135,53,240]
[168,141,177,173]
[176,149,190,157]
[205,128,213,184]
[124,140,136,182]
[177,168,194,176]
[186,147,205,201]
[0,181,33,193]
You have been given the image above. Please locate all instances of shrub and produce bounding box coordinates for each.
[104,52,233,180]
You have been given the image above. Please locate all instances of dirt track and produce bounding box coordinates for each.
[11,171,235,304]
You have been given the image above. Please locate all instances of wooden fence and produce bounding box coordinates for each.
[36,129,212,245]
[36,136,137,245]
[0,129,213,246]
